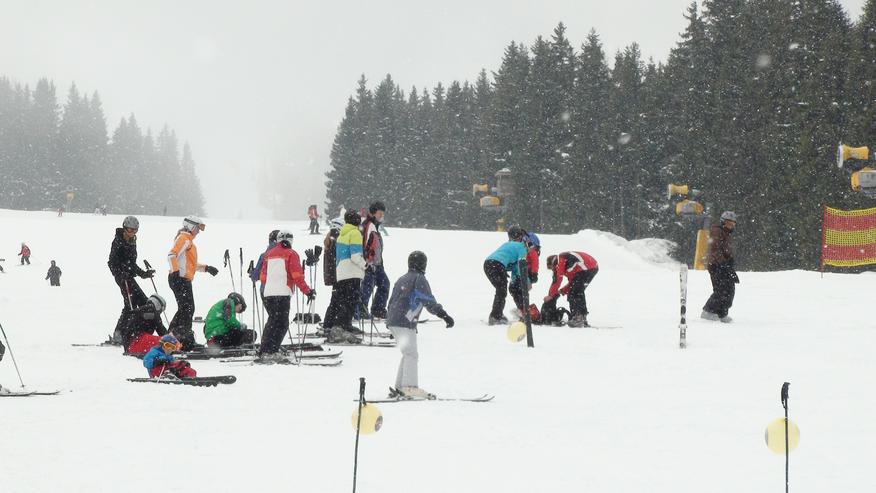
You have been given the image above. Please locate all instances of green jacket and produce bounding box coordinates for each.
[203,299,241,339]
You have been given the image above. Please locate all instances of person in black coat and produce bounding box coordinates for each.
[107,216,155,344]
[46,260,62,286]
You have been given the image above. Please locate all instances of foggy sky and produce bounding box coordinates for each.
[0,0,866,219]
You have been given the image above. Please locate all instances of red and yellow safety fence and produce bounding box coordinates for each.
[822,206,876,267]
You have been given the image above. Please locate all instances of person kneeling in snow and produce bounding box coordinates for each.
[544,252,599,328]
[124,294,169,355]
[204,292,256,348]
[385,251,454,399]
[143,334,197,378]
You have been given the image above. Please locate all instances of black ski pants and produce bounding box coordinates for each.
[168,272,197,349]
[324,285,340,329]
[211,328,257,348]
[703,263,736,318]
[484,260,509,319]
[567,268,598,317]
[260,296,291,355]
[333,279,361,329]
[114,276,148,339]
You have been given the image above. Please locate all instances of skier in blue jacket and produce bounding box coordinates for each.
[483,226,529,325]
[386,251,454,399]
[250,230,279,298]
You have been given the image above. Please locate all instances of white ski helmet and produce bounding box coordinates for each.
[276,230,294,246]
[182,216,205,232]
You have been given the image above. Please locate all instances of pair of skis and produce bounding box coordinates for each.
[127,375,237,387]
[0,388,61,397]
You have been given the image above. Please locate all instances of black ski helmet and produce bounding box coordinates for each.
[507,225,526,241]
[228,292,246,312]
[269,229,280,242]
[408,251,427,273]
[344,210,362,226]
[369,201,386,214]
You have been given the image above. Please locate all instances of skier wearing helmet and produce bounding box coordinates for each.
[167,216,219,350]
[702,211,739,323]
[509,231,541,318]
[124,294,170,355]
[108,215,154,345]
[143,334,197,378]
[203,293,256,348]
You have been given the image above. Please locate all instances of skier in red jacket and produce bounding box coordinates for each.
[545,252,599,328]
[18,243,31,265]
[307,205,321,235]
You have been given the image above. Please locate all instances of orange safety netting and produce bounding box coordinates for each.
[822,205,876,267]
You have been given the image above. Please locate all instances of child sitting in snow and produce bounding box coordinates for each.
[143,334,197,378]
[123,295,169,355]
[203,293,256,348]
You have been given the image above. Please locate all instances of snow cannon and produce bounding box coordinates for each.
[667,183,690,199]
[507,321,527,343]
[851,167,876,198]
[351,403,383,434]
[668,184,704,219]
[837,143,869,169]
[764,417,800,454]
[675,199,704,217]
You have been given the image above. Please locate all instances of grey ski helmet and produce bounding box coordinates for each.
[408,250,427,273]
[148,294,166,313]
[122,216,139,230]
[720,211,738,223]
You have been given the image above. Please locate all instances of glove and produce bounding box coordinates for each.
[306,289,316,301]
[441,314,455,328]
[529,272,538,283]
[305,249,315,266]
[141,269,155,279]
[205,265,219,276]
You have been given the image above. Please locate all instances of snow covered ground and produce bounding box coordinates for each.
[0,209,873,492]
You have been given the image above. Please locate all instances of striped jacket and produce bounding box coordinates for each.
[167,231,202,281]
[336,223,366,281]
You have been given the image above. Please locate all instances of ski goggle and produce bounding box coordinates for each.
[162,341,182,352]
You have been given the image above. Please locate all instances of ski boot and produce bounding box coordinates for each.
[700,310,720,321]
[328,326,362,344]
[719,316,733,324]
[400,386,436,400]
[488,315,509,326]
[568,314,589,328]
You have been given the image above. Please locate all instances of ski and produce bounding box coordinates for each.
[176,343,329,360]
[679,264,688,349]
[222,356,342,367]
[327,340,396,348]
[361,394,494,403]
[0,389,61,397]
[127,375,237,387]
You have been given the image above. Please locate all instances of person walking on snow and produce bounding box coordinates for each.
[167,216,218,350]
[258,231,314,358]
[124,294,169,355]
[360,201,390,320]
[386,251,454,399]
[143,334,197,378]
[483,226,529,325]
[328,211,367,343]
[308,205,321,235]
[702,211,739,323]
[18,243,31,265]
[45,260,62,286]
[204,293,256,348]
[545,251,599,328]
[510,231,541,318]
[108,216,154,344]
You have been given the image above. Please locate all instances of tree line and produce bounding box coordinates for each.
[0,76,205,216]
[326,0,876,270]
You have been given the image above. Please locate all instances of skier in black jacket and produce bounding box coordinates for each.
[107,216,154,344]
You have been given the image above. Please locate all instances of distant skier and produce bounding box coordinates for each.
[250,229,280,298]
[57,206,64,217]
[167,216,218,350]
[702,211,739,323]
[258,231,314,359]
[361,201,390,320]
[0,258,5,273]
[483,226,529,325]
[308,205,321,235]
[204,293,256,348]
[509,231,541,318]
[327,211,366,343]
[544,251,599,327]
[45,260,62,286]
[386,251,454,399]
[143,334,197,378]
[108,216,153,344]
[321,219,343,331]
[124,295,169,355]
[18,243,30,265]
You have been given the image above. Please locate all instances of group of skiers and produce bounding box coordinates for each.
[0,242,63,286]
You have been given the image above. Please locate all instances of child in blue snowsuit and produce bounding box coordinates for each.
[143,334,196,378]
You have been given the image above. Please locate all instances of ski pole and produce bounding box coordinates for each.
[239,248,243,294]
[223,249,236,292]
[782,382,790,493]
[246,260,259,342]
[143,260,170,326]
[353,377,366,493]
[0,321,26,387]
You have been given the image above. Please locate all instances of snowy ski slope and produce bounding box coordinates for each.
[0,209,873,492]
